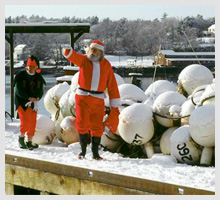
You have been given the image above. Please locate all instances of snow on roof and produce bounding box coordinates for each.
[208,24,215,30]
[56,75,73,81]
[160,50,215,56]
[6,23,90,27]
[14,44,26,50]
[167,58,215,61]
[63,66,79,71]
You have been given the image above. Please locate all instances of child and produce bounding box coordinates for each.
[14,55,46,150]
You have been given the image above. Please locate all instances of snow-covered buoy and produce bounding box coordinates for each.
[178,64,213,96]
[153,91,186,127]
[160,127,179,155]
[59,89,72,118]
[114,73,125,86]
[60,116,79,145]
[189,104,215,147]
[32,115,55,145]
[118,84,147,103]
[200,83,215,106]
[180,99,196,125]
[118,103,154,145]
[144,80,177,107]
[44,82,70,120]
[170,125,202,165]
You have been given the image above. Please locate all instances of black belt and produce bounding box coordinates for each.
[79,87,104,94]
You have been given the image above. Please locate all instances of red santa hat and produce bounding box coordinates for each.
[89,40,104,51]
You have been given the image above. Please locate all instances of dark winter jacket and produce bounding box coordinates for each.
[13,70,46,110]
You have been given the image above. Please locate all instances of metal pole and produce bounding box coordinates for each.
[9,31,14,118]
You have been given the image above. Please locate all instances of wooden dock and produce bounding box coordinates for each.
[5,154,214,195]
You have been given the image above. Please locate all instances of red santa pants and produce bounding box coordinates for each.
[17,106,37,136]
[75,94,105,137]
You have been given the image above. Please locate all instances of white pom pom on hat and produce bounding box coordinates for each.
[89,40,104,51]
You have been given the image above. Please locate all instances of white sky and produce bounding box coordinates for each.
[5,5,215,20]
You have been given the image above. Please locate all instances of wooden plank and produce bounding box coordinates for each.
[80,180,154,195]
[5,164,153,195]
[5,164,80,195]
[5,154,214,195]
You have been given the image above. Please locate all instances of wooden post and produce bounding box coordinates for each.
[5,183,14,195]
[70,32,74,66]
[9,31,15,118]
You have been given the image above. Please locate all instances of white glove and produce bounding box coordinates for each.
[33,101,39,112]
[25,101,32,107]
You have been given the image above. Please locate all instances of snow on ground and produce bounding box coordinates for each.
[5,119,215,192]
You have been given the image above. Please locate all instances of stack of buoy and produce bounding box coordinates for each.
[41,64,215,166]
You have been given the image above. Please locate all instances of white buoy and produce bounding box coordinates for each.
[170,125,202,165]
[178,64,213,96]
[118,84,147,103]
[144,80,177,106]
[60,116,79,145]
[160,127,179,155]
[189,104,215,147]
[200,147,214,166]
[200,83,215,105]
[118,103,154,145]
[59,89,72,118]
[143,142,154,158]
[32,115,55,145]
[153,91,186,127]
[44,87,58,115]
[101,130,122,153]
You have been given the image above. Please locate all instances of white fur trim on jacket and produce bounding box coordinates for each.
[110,98,121,108]
[90,43,104,51]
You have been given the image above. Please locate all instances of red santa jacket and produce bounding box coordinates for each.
[63,48,120,107]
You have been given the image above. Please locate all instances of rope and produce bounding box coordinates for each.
[53,98,60,120]
[153,112,190,120]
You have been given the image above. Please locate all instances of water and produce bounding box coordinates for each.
[5,74,155,117]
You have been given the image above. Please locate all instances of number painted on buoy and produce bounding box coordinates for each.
[177,143,193,162]
[131,134,143,145]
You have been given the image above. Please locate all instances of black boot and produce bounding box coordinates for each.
[78,133,88,159]
[92,137,103,160]
[26,141,39,150]
[18,137,28,149]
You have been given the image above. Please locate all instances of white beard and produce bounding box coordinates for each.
[87,53,101,62]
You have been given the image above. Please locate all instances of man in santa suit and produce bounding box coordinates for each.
[63,40,121,160]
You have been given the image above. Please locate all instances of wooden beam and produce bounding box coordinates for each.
[5,154,214,195]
